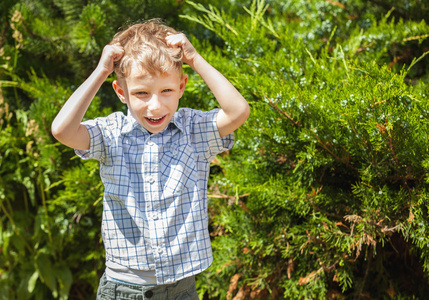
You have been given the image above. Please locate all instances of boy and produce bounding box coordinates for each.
[51,19,249,299]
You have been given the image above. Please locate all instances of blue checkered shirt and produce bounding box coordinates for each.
[75,108,234,284]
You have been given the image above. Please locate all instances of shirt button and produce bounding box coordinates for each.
[147,177,155,184]
[157,247,163,253]
[152,213,159,220]
[147,141,154,146]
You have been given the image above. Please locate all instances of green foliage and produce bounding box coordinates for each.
[181,0,429,299]
[0,0,186,298]
[1,0,429,299]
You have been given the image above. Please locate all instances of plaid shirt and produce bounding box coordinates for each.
[75,108,234,284]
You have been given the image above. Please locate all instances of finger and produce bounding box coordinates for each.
[165,35,179,46]
[112,47,124,62]
[113,51,124,62]
[166,33,186,46]
[112,43,124,52]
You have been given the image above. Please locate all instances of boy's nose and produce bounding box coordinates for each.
[148,94,162,111]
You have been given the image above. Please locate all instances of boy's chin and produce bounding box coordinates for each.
[141,121,169,134]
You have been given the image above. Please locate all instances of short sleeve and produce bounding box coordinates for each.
[74,119,107,161]
[185,108,234,161]
[207,109,234,157]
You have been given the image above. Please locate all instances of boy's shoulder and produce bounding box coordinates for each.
[174,107,220,127]
[88,110,126,124]
[172,108,224,143]
[83,111,130,134]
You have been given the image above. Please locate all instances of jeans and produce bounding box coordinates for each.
[96,273,199,300]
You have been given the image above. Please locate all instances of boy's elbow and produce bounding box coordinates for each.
[51,121,63,141]
[243,102,250,121]
[51,122,60,139]
[51,122,90,150]
[51,120,69,144]
[239,101,250,125]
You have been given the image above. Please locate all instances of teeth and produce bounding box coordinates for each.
[148,116,163,121]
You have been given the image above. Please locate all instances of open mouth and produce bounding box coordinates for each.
[145,115,166,124]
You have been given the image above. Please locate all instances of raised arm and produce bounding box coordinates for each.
[51,44,124,150]
[166,34,250,137]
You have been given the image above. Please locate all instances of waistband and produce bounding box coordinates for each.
[98,272,196,299]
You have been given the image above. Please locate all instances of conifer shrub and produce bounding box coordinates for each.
[0,0,187,298]
[182,1,429,299]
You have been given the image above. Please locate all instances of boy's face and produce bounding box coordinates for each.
[113,64,188,134]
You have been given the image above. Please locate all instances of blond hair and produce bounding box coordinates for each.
[110,19,183,79]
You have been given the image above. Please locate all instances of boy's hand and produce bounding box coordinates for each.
[166,33,198,67]
[97,43,124,74]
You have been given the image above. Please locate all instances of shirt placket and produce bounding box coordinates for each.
[144,137,169,283]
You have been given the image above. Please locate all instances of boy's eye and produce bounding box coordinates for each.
[162,89,173,93]
[135,91,148,96]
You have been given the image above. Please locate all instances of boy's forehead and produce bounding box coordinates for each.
[126,62,182,80]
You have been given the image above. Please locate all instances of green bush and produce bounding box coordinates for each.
[0,0,186,298]
[182,1,429,299]
[1,0,429,299]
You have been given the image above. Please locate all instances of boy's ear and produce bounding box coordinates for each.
[112,80,127,104]
[179,74,188,98]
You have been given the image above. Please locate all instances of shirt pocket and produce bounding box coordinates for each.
[162,144,197,199]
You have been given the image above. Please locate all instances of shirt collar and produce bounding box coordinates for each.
[121,109,184,135]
